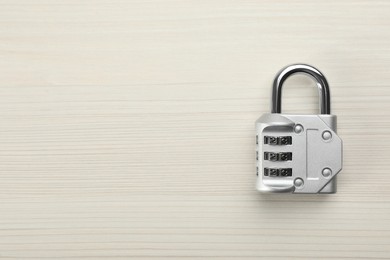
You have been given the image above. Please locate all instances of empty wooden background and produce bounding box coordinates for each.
[1,1,390,259]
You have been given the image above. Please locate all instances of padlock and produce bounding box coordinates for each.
[256,64,343,194]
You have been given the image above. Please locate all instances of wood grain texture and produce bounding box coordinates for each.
[0,0,390,259]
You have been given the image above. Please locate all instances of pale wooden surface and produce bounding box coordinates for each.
[1,1,390,259]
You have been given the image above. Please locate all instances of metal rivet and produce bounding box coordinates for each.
[322,131,332,141]
[294,178,304,188]
[322,168,332,178]
[294,124,304,134]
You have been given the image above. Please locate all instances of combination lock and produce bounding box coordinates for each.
[256,64,343,194]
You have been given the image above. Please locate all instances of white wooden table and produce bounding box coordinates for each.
[1,1,390,259]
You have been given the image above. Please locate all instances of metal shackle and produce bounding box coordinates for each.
[271,64,331,114]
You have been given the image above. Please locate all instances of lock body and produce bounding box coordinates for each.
[256,113,342,193]
[256,64,343,194]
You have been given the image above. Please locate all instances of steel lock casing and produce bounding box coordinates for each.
[256,64,343,194]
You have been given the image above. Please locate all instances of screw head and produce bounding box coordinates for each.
[322,131,332,141]
[294,178,304,189]
[294,124,304,134]
[322,168,332,178]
